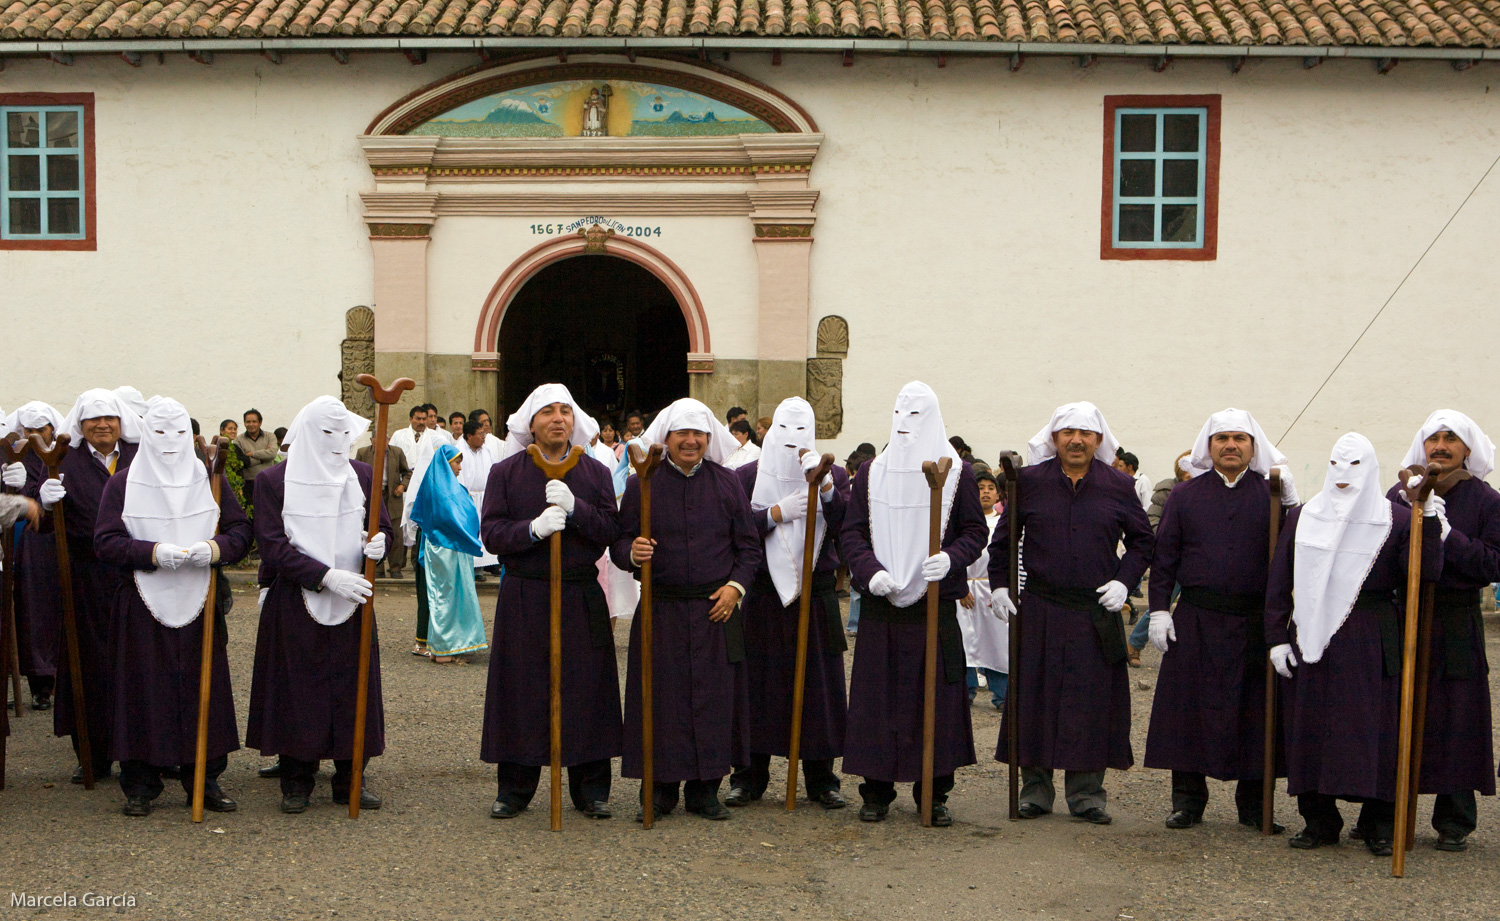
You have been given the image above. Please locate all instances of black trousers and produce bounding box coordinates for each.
[642,777,723,813]
[495,759,612,811]
[859,774,954,807]
[731,753,840,798]
[280,757,365,797]
[1298,793,1394,841]
[72,738,112,779]
[27,675,54,697]
[1432,791,1478,836]
[1171,770,1263,821]
[120,755,227,799]
[413,533,429,645]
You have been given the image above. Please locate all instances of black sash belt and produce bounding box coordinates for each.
[505,565,613,650]
[1025,578,1127,666]
[1179,586,1268,657]
[650,579,743,664]
[750,570,848,655]
[858,593,964,684]
[1434,588,1484,680]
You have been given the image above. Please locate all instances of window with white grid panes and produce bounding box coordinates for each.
[3,106,86,240]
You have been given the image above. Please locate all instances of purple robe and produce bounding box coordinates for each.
[95,475,252,766]
[1384,477,1498,795]
[37,441,138,752]
[1266,502,1442,800]
[840,460,987,782]
[478,451,623,767]
[15,452,59,678]
[991,457,1153,772]
[1144,470,1276,780]
[244,461,393,763]
[609,459,761,782]
[733,461,850,761]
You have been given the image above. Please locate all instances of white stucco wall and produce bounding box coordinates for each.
[2,51,1497,491]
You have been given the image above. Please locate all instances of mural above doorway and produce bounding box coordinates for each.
[406,79,776,138]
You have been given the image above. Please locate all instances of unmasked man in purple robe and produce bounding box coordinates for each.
[480,383,622,820]
[245,396,393,815]
[726,397,851,810]
[842,382,987,826]
[1385,411,1498,853]
[6,400,65,712]
[991,402,1153,825]
[610,398,761,822]
[95,398,252,816]
[1143,409,1299,832]
[1267,433,1445,856]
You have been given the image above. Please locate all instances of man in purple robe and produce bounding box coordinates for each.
[245,396,393,815]
[726,397,851,810]
[841,383,987,826]
[34,389,143,784]
[991,402,1153,825]
[94,398,252,816]
[8,401,65,712]
[1143,409,1299,832]
[479,384,622,820]
[1385,411,1498,852]
[1267,433,1445,856]
[609,398,761,821]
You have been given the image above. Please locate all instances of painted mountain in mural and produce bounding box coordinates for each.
[481,99,552,125]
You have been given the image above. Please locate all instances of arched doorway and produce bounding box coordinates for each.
[498,255,689,421]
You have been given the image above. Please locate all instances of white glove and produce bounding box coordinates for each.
[1425,493,1452,540]
[321,568,373,604]
[1095,580,1129,613]
[1270,643,1298,679]
[991,587,1016,623]
[155,543,190,571]
[363,532,387,561]
[39,477,65,510]
[532,505,567,540]
[800,451,832,494]
[867,570,898,597]
[184,541,215,568]
[545,479,575,515]
[921,552,951,582]
[776,489,809,523]
[2,462,24,489]
[1148,610,1176,652]
[1273,465,1299,506]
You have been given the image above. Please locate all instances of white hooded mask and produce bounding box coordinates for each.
[642,398,736,467]
[122,399,219,628]
[1291,433,1392,663]
[1026,402,1121,466]
[1401,410,1495,481]
[63,388,143,445]
[867,382,961,609]
[499,383,601,463]
[751,397,826,607]
[1185,408,1288,480]
[281,396,371,626]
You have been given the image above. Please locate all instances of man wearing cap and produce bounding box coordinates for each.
[610,398,761,821]
[479,384,622,820]
[990,402,1154,825]
[1385,410,1499,853]
[1142,409,1299,832]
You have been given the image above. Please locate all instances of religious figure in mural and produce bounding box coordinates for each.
[582,87,609,137]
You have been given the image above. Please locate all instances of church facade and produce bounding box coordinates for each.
[4,2,1500,479]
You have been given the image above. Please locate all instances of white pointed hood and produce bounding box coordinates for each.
[751,397,826,607]
[281,396,370,626]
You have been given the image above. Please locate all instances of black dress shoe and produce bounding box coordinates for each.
[1436,831,1469,852]
[1365,837,1394,857]
[1017,803,1047,819]
[31,692,51,711]
[634,804,668,823]
[723,786,755,807]
[687,801,731,820]
[1077,807,1112,825]
[1165,810,1201,829]
[1240,816,1286,834]
[858,802,888,822]
[491,799,523,819]
[122,795,151,817]
[1289,829,1337,849]
[816,789,848,810]
[201,787,238,813]
[579,801,612,819]
[72,764,110,784]
[333,788,382,809]
[1347,823,1369,842]
[928,804,953,827]
[280,793,310,814]
[258,760,283,779]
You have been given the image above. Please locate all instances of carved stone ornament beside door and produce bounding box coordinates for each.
[342,306,377,420]
[808,315,848,438]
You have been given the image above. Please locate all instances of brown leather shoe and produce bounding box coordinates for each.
[1127,645,1143,668]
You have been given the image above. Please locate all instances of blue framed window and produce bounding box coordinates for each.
[2,105,87,241]
[1111,107,1207,249]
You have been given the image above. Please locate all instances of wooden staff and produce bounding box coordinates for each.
[30,433,94,789]
[785,449,835,811]
[1262,468,1282,836]
[348,374,416,819]
[918,456,953,828]
[190,437,230,823]
[525,443,585,832]
[1393,463,1439,877]
[628,442,664,828]
[0,434,26,719]
[999,453,1021,822]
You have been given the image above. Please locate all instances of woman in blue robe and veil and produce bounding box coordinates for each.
[407,443,489,662]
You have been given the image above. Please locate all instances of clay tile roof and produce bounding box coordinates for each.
[3,0,1500,42]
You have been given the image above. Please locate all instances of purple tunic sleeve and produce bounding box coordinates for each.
[609,475,641,572]
[211,474,254,566]
[481,456,544,557]
[563,458,619,550]
[840,461,881,593]
[733,462,776,539]
[93,476,159,571]
[481,452,618,560]
[721,466,763,589]
[1264,506,1301,649]
[253,463,331,591]
[1148,486,1186,612]
[1113,476,1155,590]
[1439,483,1500,586]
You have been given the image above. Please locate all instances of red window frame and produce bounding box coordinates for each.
[1101,94,1220,262]
[1,92,97,252]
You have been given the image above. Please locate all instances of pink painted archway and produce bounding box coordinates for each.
[473,232,712,373]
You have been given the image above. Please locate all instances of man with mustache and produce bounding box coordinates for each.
[1142,409,1299,832]
[990,402,1154,825]
[1383,410,1499,853]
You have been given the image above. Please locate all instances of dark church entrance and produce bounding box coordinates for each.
[498,255,689,423]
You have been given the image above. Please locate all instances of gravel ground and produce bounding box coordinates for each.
[2,582,1497,921]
